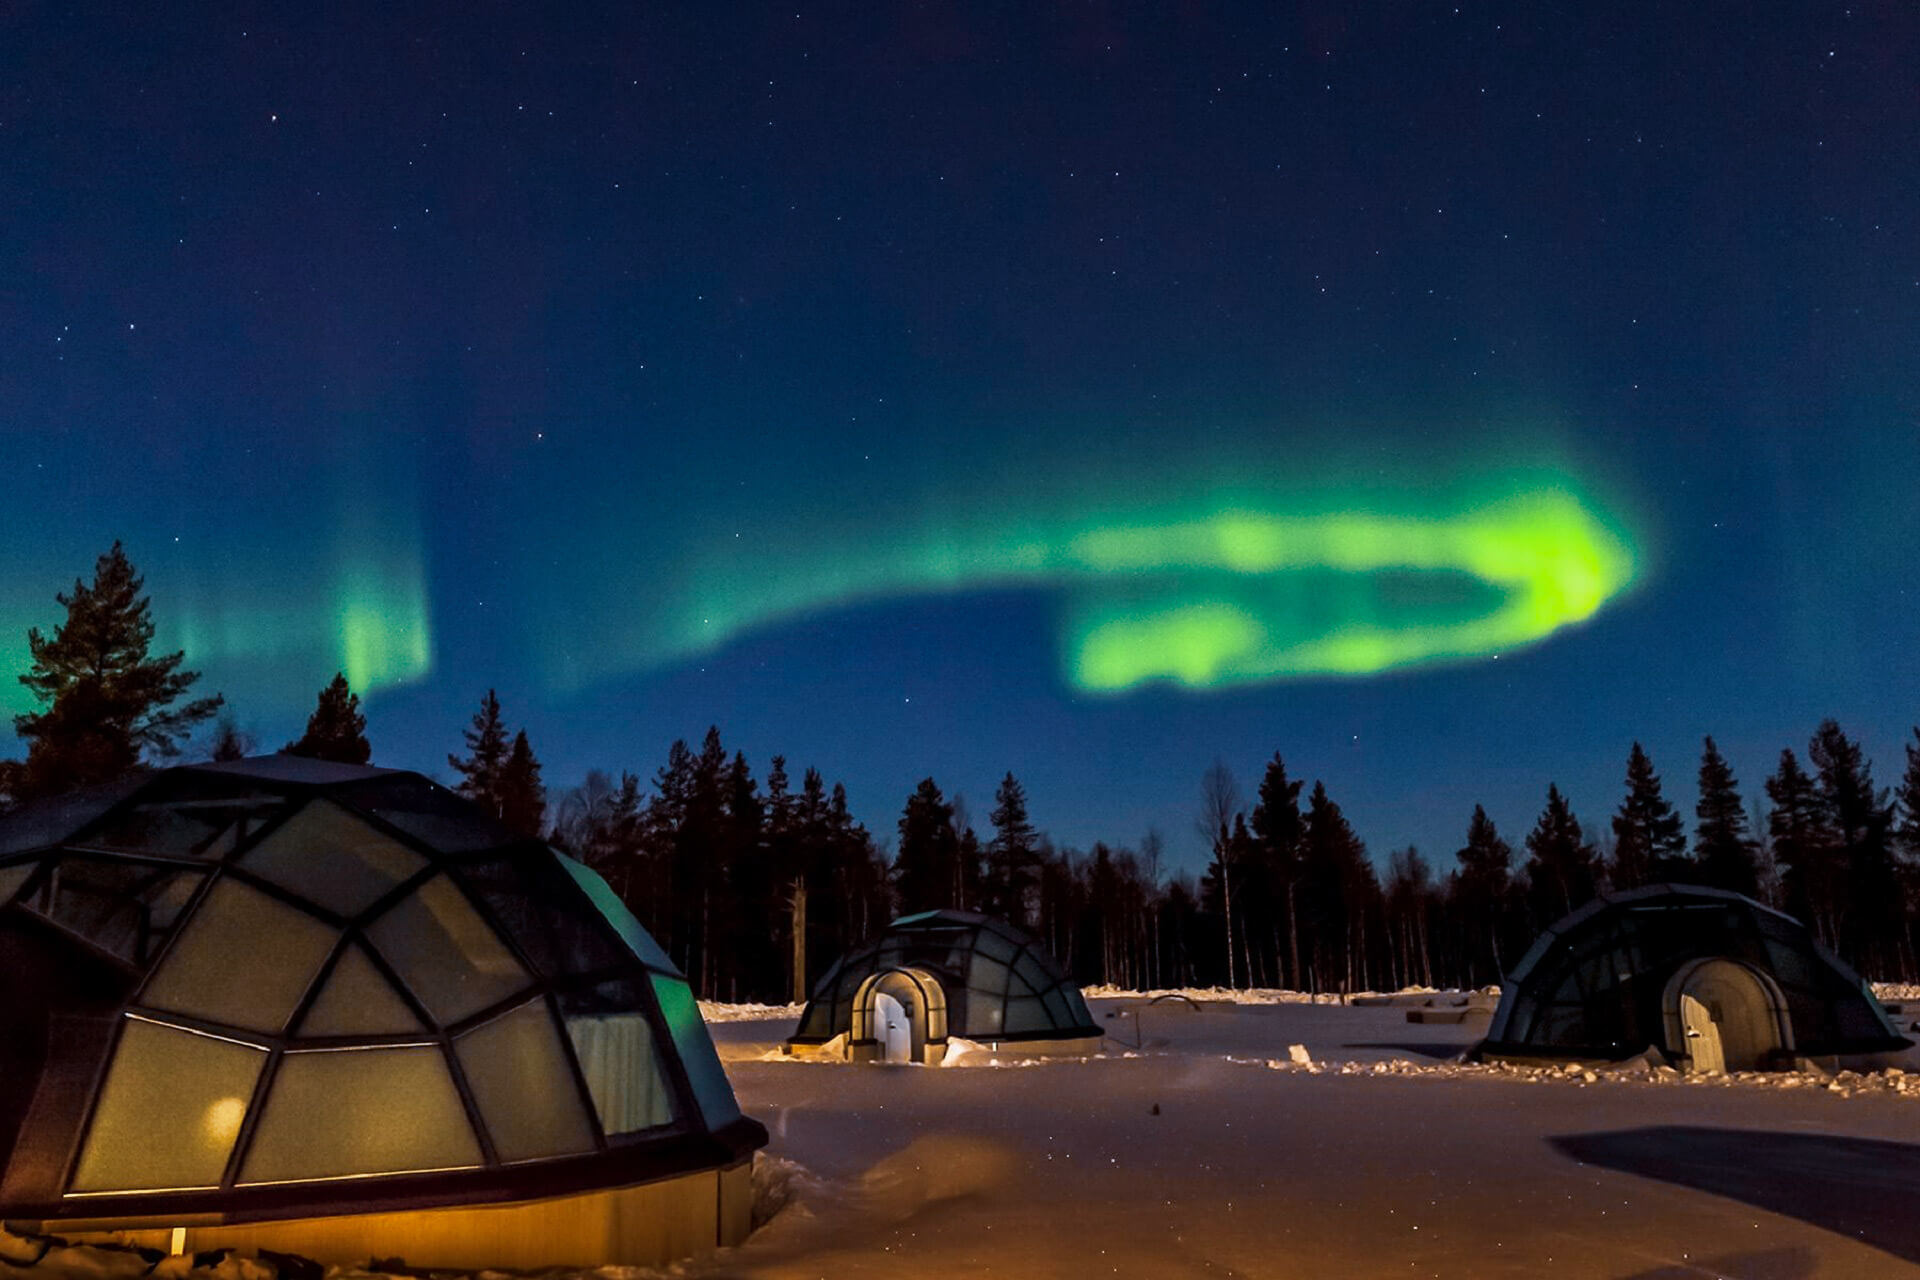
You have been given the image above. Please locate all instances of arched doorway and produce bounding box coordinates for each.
[850,968,948,1064]
[1663,957,1792,1073]
[873,991,910,1063]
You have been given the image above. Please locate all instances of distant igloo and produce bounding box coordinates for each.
[0,755,764,1270]
[1480,883,1909,1072]
[786,909,1103,1063]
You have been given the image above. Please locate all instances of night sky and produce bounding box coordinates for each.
[6,4,1917,876]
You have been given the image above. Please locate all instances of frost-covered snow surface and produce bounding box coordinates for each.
[698,995,1920,1278]
[20,995,1920,1279]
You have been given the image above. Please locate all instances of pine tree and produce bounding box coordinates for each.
[1524,784,1596,924]
[284,672,371,763]
[895,778,960,914]
[1808,720,1899,975]
[1766,748,1836,945]
[1453,805,1514,986]
[1897,728,1920,866]
[9,541,222,799]
[1299,781,1377,994]
[449,689,511,816]
[1694,736,1759,896]
[497,730,546,838]
[1610,742,1687,889]
[1249,753,1305,989]
[986,772,1041,928]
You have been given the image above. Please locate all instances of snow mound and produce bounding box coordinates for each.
[697,1001,803,1023]
[1082,984,1500,1005]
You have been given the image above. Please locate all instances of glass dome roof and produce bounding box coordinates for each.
[1484,883,1908,1060]
[0,756,763,1226]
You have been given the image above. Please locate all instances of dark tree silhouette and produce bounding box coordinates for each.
[1299,781,1377,993]
[1694,736,1760,896]
[1808,720,1899,977]
[1898,728,1920,866]
[449,689,511,815]
[497,729,546,838]
[985,772,1041,928]
[895,777,963,914]
[1195,759,1242,987]
[208,715,254,763]
[1453,804,1515,986]
[284,672,371,763]
[6,542,222,801]
[1525,784,1597,925]
[1610,742,1688,889]
[1250,753,1305,989]
[1767,748,1836,946]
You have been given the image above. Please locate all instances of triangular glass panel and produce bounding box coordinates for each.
[239,798,428,918]
[297,943,426,1037]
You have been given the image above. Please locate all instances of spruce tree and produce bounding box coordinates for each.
[1524,784,1596,924]
[1897,728,1920,866]
[1453,805,1514,986]
[1766,748,1837,945]
[9,541,222,799]
[1250,754,1305,989]
[1694,736,1759,896]
[449,689,510,815]
[986,772,1040,927]
[1299,781,1377,993]
[1808,720,1898,974]
[894,777,960,914]
[284,672,371,763]
[1610,742,1687,889]
[497,729,546,838]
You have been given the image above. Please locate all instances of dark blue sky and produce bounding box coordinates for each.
[5,3,1917,875]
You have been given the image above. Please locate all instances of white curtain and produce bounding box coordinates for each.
[565,1014,673,1134]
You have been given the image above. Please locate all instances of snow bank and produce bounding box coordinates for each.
[1080,983,1498,1005]
[697,1001,803,1023]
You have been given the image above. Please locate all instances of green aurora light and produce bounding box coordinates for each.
[629,475,1639,694]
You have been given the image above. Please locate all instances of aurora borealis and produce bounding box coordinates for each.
[6,5,1918,865]
[626,477,1637,693]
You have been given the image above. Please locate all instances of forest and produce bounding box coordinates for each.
[6,544,1920,1003]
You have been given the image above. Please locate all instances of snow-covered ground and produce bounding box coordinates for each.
[690,995,1920,1278]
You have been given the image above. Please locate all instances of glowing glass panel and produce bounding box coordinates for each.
[71,1017,265,1192]
[141,879,337,1033]
[454,1000,595,1161]
[240,1045,481,1183]
[297,944,424,1037]
[366,875,528,1025]
[240,799,427,918]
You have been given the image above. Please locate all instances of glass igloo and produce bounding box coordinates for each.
[787,909,1103,1062]
[0,756,764,1270]
[1482,883,1909,1071]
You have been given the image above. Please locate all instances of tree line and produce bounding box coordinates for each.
[7,544,1920,1002]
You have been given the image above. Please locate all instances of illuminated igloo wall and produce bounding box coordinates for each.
[0,755,763,1269]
